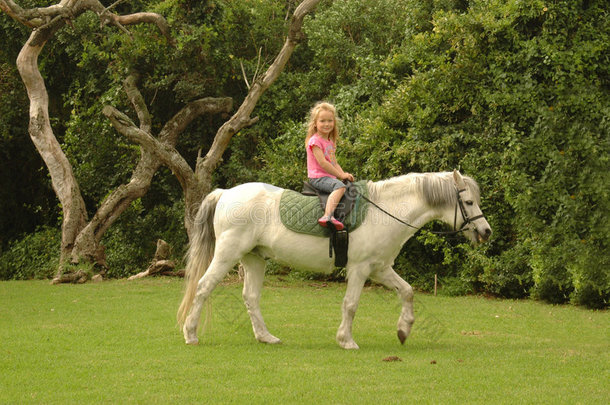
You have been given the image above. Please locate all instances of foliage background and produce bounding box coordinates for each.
[0,0,608,308]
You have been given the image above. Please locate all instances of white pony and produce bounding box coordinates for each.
[177,170,492,349]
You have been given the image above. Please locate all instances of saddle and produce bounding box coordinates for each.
[278,180,368,267]
[300,181,360,224]
[300,181,359,268]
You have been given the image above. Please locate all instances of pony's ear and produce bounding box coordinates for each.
[453,169,466,189]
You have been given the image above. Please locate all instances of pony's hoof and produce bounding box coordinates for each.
[183,325,198,345]
[338,340,360,350]
[257,334,282,344]
[397,329,408,344]
[185,337,199,345]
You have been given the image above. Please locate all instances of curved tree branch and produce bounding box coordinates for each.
[196,0,321,182]
[72,92,231,265]
[3,0,175,275]
[159,97,233,143]
[112,12,174,44]
[102,105,196,190]
[0,0,69,28]
[123,73,152,132]
[101,94,234,193]
[0,0,173,43]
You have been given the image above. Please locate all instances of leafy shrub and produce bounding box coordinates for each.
[103,199,188,278]
[3,0,607,310]
[255,0,609,308]
[0,227,60,280]
[438,276,474,297]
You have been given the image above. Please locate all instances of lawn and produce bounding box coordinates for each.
[0,275,608,404]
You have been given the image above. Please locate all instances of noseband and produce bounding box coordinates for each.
[358,187,487,235]
[451,188,486,234]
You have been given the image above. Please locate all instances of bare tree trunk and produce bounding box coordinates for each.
[105,0,323,239]
[3,0,321,282]
[102,94,234,241]
[127,239,178,280]
[16,20,88,273]
[3,0,181,281]
[72,76,232,271]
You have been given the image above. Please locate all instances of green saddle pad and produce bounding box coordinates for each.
[279,181,369,237]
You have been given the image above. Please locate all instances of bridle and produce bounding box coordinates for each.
[357,187,486,236]
[446,187,487,235]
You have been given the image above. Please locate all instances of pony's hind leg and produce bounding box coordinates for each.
[183,232,252,345]
[182,255,235,344]
[241,254,281,344]
[371,266,415,344]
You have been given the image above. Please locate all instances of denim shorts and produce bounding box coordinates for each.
[309,176,346,193]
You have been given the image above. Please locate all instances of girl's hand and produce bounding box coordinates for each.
[342,172,354,182]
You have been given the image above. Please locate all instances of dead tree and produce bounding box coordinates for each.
[1,0,321,282]
[103,0,322,241]
[1,0,229,282]
[127,239,180,280]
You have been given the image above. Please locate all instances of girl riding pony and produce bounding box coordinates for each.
[305,102,354,230]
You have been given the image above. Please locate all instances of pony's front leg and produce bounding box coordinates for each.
[336,268,368,349]
[371,266,415,344]
[241,254,281,344]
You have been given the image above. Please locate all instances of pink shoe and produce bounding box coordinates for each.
[318,216,344,231]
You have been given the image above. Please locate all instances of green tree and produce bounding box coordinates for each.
[0,0,321,282]
[255,0,609,308]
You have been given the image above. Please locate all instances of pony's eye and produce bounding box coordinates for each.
[465,200,474,206]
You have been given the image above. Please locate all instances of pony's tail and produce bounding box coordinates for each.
[177,188,224,327]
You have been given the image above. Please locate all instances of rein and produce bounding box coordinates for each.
[357,187,486,236]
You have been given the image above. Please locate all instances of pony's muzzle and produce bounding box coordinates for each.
[477,226,492,242]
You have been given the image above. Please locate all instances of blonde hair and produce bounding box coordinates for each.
[305,101,340,146]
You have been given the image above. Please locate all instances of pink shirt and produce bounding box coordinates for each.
[306,134,337,178]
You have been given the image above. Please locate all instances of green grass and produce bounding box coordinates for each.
[0,275,608,404]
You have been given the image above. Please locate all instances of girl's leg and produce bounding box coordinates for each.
[319,187,346,230]
[311,177,347,229]
[324,187,346,217]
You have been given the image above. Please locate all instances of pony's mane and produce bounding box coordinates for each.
[369,172,480,207]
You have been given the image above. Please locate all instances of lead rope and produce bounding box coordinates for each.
[357,193,420,230]
[356,190,469,236]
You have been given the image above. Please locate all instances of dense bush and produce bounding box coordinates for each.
[254,0,609,308]
[102,197,188,278]
[0,227,60,280]
[1,1,607,308]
